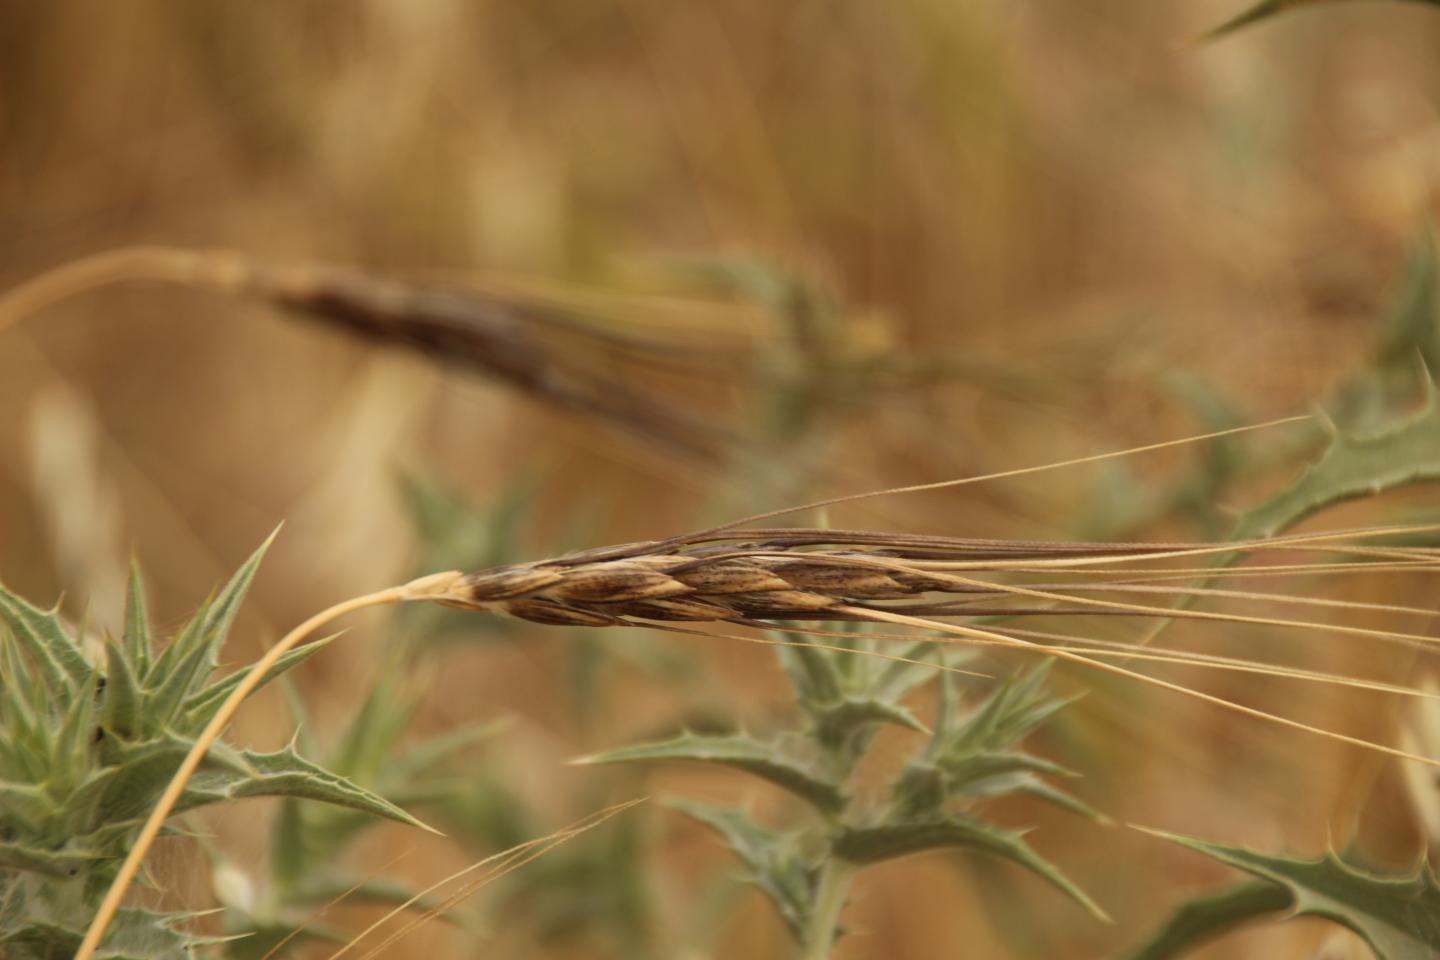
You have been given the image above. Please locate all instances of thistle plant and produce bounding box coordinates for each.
[1120,838,1440,959]
[0,541,423,959]
[211,669,503,959]
[582,628,1107,957]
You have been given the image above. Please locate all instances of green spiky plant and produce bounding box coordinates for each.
[1121,837,1440,960]
[211,669,504,959]
[0,540,425,959]
[581,626,1108,958]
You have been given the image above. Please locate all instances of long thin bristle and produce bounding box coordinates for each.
[844,605,1440,769]
[330,798,645,960]
[672,415,1312,541]
[428,514,1440,770]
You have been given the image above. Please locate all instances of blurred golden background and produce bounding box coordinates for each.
[2,2,1439,957]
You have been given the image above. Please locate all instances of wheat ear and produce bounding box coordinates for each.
[0,247,728,456]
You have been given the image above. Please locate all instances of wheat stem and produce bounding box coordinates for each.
[0,246,246,335]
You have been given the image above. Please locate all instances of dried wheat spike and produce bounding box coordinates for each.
[436,530,1200,627]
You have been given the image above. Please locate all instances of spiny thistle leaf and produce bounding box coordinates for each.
[0,782,55,836]
[833,816,1109,921]
[0,838,102,878]
[1142,830,1440,959]
[101,638,142,741]
[770,632,844,706]
[1120,880,1292,960]
[942,661,1069,754]
[178,637,337,726]
[864,659,1106,921]
[51,677,98,795]
[0,589,92,697]
[771,627,941,757]
[193,530,276,651]
[1012,778,1107,824]
[1132,226,1440,642]
[141,611,204,702]
[200,745,428,829]
[69,735,237,826]
[1,910,214,960]
[122,563,150,677]
[899,660,1086,816]
[813,696,927,744]
[145,615,228,728]
[0,871,225,960]
[1230,387,1440,542]
[1192,224,1440,558]
[667,798,817,941]
[938,750,1076,786]
[144,533,276,728]
[918,752,1103,824]
[577,733,846,813]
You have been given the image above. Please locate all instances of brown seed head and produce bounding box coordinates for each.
[544,560,694,603]
[464,565,566,602]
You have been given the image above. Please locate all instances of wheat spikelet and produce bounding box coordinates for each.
[398,521,1440,791]
[435,526,1440,647]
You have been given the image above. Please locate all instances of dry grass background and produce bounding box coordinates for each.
[2,2,1439,958]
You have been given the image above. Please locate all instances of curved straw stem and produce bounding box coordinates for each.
[0,246,249,336]
[74,571,464,960]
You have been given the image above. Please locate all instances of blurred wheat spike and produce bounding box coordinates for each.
[0,247,738,458]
